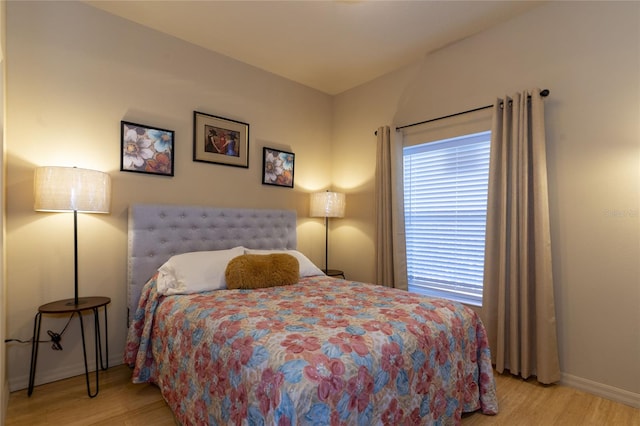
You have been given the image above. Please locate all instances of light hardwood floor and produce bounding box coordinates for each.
[7,364,639,425]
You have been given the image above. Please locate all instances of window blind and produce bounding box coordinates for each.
[403,131,490,306]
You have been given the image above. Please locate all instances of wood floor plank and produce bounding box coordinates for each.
[7,364,639,425]
[6,365,176,426]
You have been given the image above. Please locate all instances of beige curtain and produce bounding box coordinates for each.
[375,126,408,290]
[483,89,561,384]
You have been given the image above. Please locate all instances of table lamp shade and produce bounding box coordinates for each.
[310,191,345,218]
[34,167,111,213]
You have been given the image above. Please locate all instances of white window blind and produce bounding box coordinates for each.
[403,131,491,306]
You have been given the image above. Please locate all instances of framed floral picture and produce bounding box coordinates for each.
[120,121,174,176]
[193,111,249,168]
[262,147,295,188]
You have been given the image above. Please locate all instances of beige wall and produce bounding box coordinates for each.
[333,1,639,405]
[4,1,332,390]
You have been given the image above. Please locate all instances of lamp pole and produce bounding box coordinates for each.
[71,209,80,306]
[324,216,329,272]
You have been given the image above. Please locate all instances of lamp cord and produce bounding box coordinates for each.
[4,313,74,350]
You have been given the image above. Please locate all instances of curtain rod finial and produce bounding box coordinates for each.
[540,89,550,97]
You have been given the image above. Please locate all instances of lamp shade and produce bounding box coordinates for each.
[310,191,345,218]
[34,166,111,213]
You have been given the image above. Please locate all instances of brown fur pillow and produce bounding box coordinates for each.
[225,253,299,289]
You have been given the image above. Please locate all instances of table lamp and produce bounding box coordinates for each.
[310,191,345,272]
[34,166,111,306]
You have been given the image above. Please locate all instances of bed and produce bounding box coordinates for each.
[124,204,498,425]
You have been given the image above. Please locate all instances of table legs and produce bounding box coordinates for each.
[28,307,109,398]
[27,312,42,396]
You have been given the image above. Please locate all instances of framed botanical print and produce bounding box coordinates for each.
[120,121,174,176]
[262,147,295,188]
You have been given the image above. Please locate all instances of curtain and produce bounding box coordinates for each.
[375,126,408,290]
[482,89,561,384]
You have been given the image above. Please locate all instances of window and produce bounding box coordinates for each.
[403,131,490,306]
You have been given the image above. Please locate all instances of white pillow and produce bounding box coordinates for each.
[244,249,325,277]
[156,246,245,295]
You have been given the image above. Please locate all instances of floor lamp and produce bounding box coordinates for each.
[310,191,345,273]
[34,166,111,306]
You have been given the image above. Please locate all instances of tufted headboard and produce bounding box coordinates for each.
[127,204,297,323]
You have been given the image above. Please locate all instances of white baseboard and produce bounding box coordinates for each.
[9,352,124,392]
[561,372,640,409]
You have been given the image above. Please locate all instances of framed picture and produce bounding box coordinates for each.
[193,111,249,168]
[262,147,295,188]
[120,121,174,176]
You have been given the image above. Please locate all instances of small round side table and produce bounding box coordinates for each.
[28,296,110,398]
[324,269,346,279]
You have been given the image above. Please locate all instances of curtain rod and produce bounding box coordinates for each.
[375,89,550,135]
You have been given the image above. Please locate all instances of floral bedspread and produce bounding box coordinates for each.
[125,275,498,425]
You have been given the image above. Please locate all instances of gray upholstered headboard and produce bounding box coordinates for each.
[127,204,297,323]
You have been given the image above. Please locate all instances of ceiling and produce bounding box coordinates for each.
[86,1,542,95]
